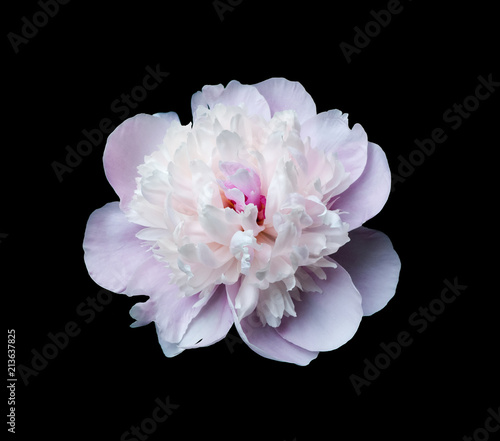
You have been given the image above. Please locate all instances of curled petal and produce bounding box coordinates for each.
[198,205,244,245]
[230,230,260,275]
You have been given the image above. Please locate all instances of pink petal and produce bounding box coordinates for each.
[333,227,400,316]
[300,110,368,184]
[226,283,319,365]
[191,80,271,120]
[177,284,233,349]
[253,78,317,124]
[220,162,261,193]
[83,202,150,293]
[130,268,232,356]
[335,142,391,231]
[220,161,263,207]
[103,113,179,211]
[276,265,363,352]
[126,256,202,345]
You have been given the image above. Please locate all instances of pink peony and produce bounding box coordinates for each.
[83,78,400,365]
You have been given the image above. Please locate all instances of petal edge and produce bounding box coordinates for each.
[334,227,400,316]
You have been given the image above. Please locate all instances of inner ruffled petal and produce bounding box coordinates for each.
[219,161,266,222]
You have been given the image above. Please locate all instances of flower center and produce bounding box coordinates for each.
[218,162,266,223]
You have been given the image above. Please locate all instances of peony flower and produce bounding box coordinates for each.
[83,78,400,365]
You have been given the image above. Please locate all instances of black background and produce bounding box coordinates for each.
[5,0,498,440]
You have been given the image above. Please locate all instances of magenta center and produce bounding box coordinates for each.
[219,162,266,222]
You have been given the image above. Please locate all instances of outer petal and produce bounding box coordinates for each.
[276,265,363,352]
[126,256,202,347]
[191,80,271,120]
[136,283,232,356]
[177,284,234,349]
[83,202,150,293]
[253,78,317,124]
[300,110,368,184]
[335,142,391,231]
[227,283,319,365]
[334,227,400,316]
[103,113,179,211]
[156,336,185,358]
